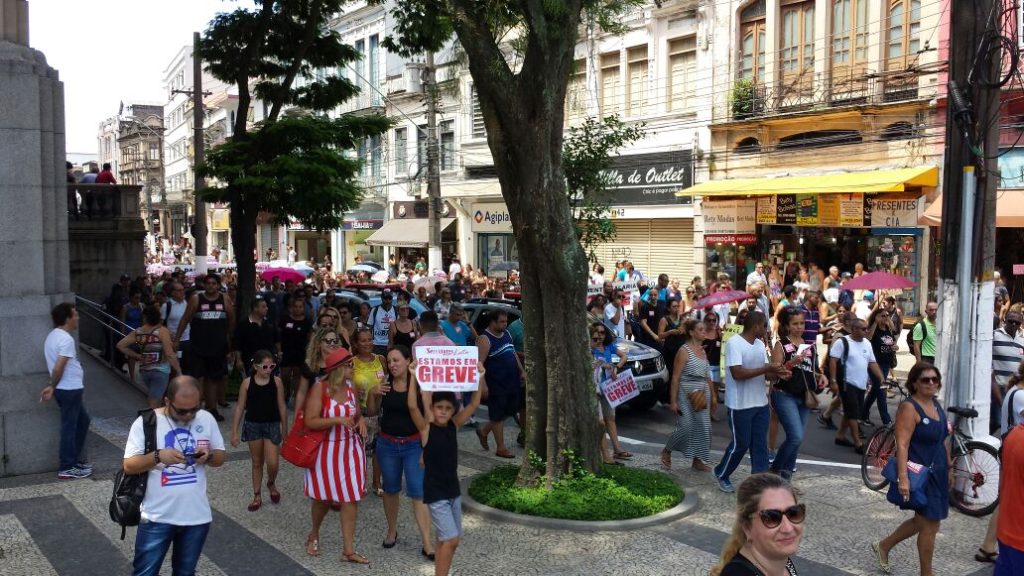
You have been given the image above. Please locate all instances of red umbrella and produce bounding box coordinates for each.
[260,267,305,283]
[843,271,917,291]
[694,289,750,309]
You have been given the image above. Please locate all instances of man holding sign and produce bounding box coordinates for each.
[474,311,525,459]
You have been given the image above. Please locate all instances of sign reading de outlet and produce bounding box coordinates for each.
[471,203,513,232]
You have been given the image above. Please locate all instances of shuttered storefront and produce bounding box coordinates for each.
[596,218,695,281]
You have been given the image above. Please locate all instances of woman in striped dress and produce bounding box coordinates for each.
[661,318,713,471]
[303,347,369,565]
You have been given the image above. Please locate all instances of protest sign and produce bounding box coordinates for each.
[600,371,640,409]
[415,346,480,392]
[613,280,638,311]
[720,323,743,372]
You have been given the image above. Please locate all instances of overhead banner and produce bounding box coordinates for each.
[795,194,818,226]
[871,195,919,228]
[604,151,694,205]
[839,193,865,227]
[703,199,757,235]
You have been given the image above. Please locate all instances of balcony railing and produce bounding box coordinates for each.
[720,70,925,122]
[68,184,143,221]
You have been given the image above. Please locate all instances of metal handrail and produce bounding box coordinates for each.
[75,295,134,377]
[75,295,133,336]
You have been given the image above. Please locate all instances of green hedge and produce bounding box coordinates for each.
[468,464,683,521]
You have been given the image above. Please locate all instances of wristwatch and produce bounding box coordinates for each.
[153,449,161,464]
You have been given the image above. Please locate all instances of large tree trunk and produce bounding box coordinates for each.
[229,194,258,316]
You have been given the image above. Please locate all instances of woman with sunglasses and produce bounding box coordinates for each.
[589,323,628,465]
[352,328,386,496]
[303,347,368,564]
[336,304,358,349]
[389,301,419,350]
[294,327,342,416]
[873,363,950,576]
[710,473,806,576]
[862,307,898,427]
[702,312,724,421]
[229,350,287,511]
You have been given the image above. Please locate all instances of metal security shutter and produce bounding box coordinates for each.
[596,220,651,277]
[649,218,695,282]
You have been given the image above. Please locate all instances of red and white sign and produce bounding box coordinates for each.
[415,346,480,392]
[705,233,757,245]
[1013,264,1024,275]
[600,371,640,409]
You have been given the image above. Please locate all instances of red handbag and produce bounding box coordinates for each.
[282,385,329,468]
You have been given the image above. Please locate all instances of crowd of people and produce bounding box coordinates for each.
[39,247,1024,575]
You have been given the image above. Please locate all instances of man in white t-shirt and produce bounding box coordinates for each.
[713,311,788,493]
[604,288,627,339]
[448,258,462,279]
[124,376,225,575]
[829,318,884,455]
[41,303,92,480]
[163,282,190,363]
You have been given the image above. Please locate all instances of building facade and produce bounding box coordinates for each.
[116,104,164,244]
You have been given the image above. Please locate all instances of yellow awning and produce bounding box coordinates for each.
[677,166,939,197]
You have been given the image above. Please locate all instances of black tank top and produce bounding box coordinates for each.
[775,336,816,398]
[189,292,229,353]
[379,384,421,437]
[392,323,417,349]
[245,378,280,423]
[423,422,459,504]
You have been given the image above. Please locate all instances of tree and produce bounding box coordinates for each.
[565,116,645,263]
[197,0,391,314]
[384,0,639,482]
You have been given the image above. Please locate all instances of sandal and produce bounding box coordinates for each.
[660,449,672,471]
[374,488,384,497]
[975,547,998,563]
[267,482,281,504]
[382,532,398,549]
[305,535,319,557]
[247,491,261,512]
[871,542,891,575]
[476,428,489,451]
[613,451,633,460]
[692,459,712,472]
[494,449,515,459]
[603,459,624,466]
[342,551,370,565]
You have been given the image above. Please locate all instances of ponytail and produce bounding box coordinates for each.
[709,522,748,576]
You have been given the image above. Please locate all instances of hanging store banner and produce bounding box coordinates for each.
[795,194,819,226]
[776,194,797,224]
[604,151,694,205]
[870,195,919,228]
[839,194,865,227]
[703,199,757,235]
[756,196,777,224]
[818,195,841,226]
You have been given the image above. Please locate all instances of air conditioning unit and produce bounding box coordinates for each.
[404,64,423,93]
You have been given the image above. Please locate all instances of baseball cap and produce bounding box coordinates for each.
[381,289,393,299]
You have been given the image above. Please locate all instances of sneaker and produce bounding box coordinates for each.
[767,450,776,464]
[860,419,875,428]
[75,462,93,472]
[717,477,736,493]
[57,467,92,480]
[817,413,837,430]
[465,417,479,429]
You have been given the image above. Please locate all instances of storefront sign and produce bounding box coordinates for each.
[341,219,383,231]
[705,233,757,245]
[776,194,796,224]
[870,196,919,228]
[211,209,230,231]
[818,195,840,226]
[471,203,514,232]
[703,199,756,235]
[756,196,777,224]
[839,194,865,227]
[796,194,818,226]
[415,346,480,392]
[604,151,694,205]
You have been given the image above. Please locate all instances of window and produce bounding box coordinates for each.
[739,1,766,83]
[369,35,381,106]
[667,36,696,113]
[149,142,160,161]
[600,52,621,116]
[832,0,869,68]
[470,86,487,138]
[780,0,814,94]
[566,59,587,122]
[417,123,428,173]
[626,46,648,117]
[358,138,368,177]
[370,134,382,180]
[394,127,408,174]
[886,0,921,69]
[440,120,455,171]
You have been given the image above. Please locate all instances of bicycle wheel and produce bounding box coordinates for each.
[950,441,1001,517]
[861,426,896,491]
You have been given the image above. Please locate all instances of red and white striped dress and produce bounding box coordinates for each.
[304,385,365,502]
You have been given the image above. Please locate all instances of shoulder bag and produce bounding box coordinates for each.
[881,409,943,510]
[282,383,331,468]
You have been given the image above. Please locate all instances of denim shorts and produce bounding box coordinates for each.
[241,420,282,445]
[376,435,424,499]
[428,497,463,541]
[140,368,170,401]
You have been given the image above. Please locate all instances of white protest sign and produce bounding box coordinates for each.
[600,371,640,409]
[613,280,638,311]
[415,346,480,392]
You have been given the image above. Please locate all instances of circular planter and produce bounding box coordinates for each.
[460,474,700,532]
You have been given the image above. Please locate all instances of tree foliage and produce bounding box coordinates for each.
[564,116,645,263]
[197,0,391,313]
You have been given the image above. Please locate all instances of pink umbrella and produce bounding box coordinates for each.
[260,267,305,283]
[694,289,750,309]
[843,271,917,291]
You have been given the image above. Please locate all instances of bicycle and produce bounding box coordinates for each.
[861,392,1001,517]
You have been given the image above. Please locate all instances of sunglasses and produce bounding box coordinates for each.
[169,402,200,416]
[919,376,941,384]
[257,363,277,371]
[756,504,806,528]
[322,338,340,346]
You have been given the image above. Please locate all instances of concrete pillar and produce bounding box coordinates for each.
[0,0,74,475]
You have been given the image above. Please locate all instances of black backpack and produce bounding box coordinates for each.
[109,409,157,540]
[903,319,927,350]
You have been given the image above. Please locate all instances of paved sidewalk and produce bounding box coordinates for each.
[0,353,995,576]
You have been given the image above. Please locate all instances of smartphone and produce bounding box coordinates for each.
[192,451,206,460]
